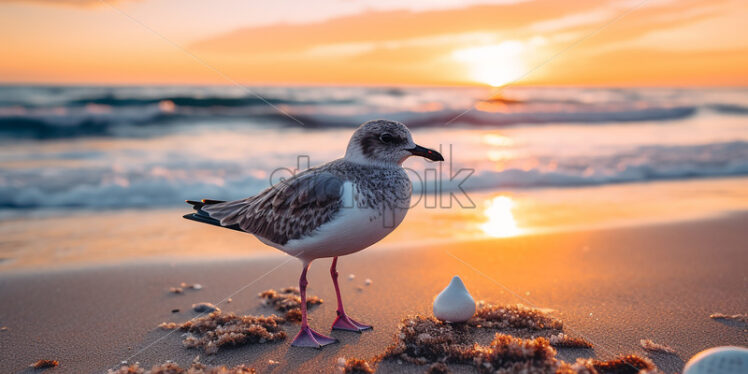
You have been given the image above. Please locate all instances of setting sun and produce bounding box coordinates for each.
[480,196,521,238]
[452,42,528,87]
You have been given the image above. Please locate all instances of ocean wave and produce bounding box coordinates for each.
[2,85,748,139]
[407,105,698,127]
[0,105,700,139]
[462,141,748,190]
[0,86,358,108]
[69,94,355,108]
[233,104,701,129]
[706,104,748,115]
[0,105,291,139]
[0,114,169,139]
[1,141,746,209]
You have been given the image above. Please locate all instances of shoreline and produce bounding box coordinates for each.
[2,176,748,273]
[1,213,746,373]
[2,208,746,276]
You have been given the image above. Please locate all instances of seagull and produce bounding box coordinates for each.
[183,119,443,348]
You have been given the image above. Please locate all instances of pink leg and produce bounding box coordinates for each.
[291,261,337,348]
[330,257,372,332]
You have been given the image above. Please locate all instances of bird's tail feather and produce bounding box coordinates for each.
[195,199,253,228]
[183,199,244,232]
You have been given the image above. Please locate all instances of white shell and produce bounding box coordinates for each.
[433,276,476,322]
[684,346,748,374]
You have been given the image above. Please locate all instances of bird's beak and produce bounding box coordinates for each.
[407,144,444,161]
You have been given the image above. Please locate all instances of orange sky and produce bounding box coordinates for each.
[0,0,746,86]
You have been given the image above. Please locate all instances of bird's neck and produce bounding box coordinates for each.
[343,152,401,169]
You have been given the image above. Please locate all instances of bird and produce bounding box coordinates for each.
[183,119,444,348]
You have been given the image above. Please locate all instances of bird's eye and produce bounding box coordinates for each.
[380,133,394,144]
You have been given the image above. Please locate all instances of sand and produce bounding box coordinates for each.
[0,213,746,373]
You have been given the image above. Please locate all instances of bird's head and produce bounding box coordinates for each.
[345,120,444,166]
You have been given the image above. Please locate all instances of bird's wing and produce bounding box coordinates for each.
[201,170,344,245]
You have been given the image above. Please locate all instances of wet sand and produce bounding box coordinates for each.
[1,213,746,373]
[3,177,748,272]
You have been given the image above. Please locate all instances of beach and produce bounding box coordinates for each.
[3,0,748,371]
[1,212,746,373]
[1,85,747,373]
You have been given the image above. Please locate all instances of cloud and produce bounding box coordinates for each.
[193,0,730,58]
[530,7,616,32]
[192,1,603,54]
[0,0,137,7]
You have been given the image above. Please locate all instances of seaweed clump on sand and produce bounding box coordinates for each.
[709,313,748,324]
[378,317,561,374]
[474,301,593,348]
[473,334,560,374]
[564,355,657,374]
[259,287,323,322]
[378,303,591,366]
[158,311,286,354]
[30,359,59,369]
[376,305,657,374]
[337,357,375,374]
[156,287,321,354]
[378,315,473,365]
[427,362,451,374]
[639,339,676,354]
[379,314,561,371]
[469,303,590,348]
[108,360,255,374]
[550,333,594,349]
[469,303,563,331]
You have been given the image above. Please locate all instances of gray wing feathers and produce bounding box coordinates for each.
[201,170,344,245]
[271,172,342,209]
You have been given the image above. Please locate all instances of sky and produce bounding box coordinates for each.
[0,0,746,86]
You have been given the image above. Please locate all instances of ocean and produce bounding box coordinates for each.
[0,85,747,212]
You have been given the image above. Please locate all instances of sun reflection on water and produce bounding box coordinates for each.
[481,196,521,238]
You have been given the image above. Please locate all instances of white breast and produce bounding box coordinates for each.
[272,181,409,263]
